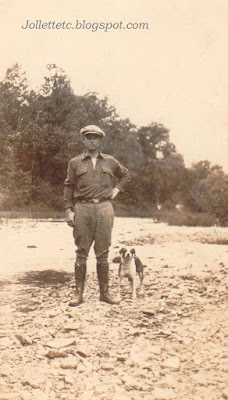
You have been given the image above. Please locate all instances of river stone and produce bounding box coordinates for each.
[100,362,115,371]
[0,394,21,400]
[222,389,228,399]
[15,334,32,346]
[60,356,78,369]
[45,350,68,359]
[145,388,176,400]
[161,357,180,369]
[156,375,179,389]
[112,393,132,400]
[63,323,81,331]
[44,338,76,349]
[77,347,90,358]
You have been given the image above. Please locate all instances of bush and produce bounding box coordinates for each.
[113,200,155,218]
[157,209,217,227]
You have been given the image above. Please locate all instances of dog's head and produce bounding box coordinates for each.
[119,248,136,258]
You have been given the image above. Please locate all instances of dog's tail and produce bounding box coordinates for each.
[112,256,121,263]
[134,257,147,273]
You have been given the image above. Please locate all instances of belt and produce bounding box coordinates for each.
[77,199,109,204]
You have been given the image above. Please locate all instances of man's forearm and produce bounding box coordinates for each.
[111,187,120,199]
[64,186,74,210]
[113,160,131,192]
[116,170,131,192]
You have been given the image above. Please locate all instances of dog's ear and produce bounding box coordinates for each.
[119,248,127,256]
[130,248,136,256]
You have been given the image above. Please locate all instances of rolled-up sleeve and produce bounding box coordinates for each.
[64,160,76,210]
[113,160,131,192]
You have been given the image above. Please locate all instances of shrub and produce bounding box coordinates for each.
[157,209,217,227]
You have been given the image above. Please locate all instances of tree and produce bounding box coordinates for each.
[136,122,176,162]
[153,153,188,206]
[190,160,213,180]
[203,170,228,225]
[3,62,226,223]
[187,161,228,224]
[132,122,183,206]
[0,64,32,208]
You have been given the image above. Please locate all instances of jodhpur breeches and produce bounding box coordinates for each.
[73,201,114,266]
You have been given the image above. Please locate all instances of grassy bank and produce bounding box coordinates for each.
[0,201,155,220]
[157,209,219,227]
[0,205,226,227]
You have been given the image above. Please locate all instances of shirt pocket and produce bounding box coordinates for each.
[76,166,88,188]
[102,166,114,187]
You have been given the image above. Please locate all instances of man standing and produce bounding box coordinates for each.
[64,125,130,306]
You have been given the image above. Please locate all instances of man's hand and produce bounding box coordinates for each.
[111,187,120,200]
[65,208,75,227]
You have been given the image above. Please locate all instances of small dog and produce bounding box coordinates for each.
[117,247,145,299]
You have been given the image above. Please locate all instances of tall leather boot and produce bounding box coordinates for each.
[97,264,120,305]
[69,263,86,306]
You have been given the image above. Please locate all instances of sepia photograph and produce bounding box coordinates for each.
[0,1,227,399]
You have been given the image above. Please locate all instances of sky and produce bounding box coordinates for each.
[1,0,228,171]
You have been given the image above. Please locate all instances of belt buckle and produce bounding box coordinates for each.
[92,199,99,204]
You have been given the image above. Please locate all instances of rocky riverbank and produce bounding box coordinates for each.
[0,219,227,399]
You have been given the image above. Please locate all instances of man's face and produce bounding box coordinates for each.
[82,134,102,151]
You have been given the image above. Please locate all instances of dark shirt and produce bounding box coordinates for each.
[64,150,130,209]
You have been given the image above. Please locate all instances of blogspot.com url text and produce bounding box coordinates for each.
[21,20,149,32]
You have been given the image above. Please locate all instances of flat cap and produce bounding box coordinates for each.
[80,125,105,137]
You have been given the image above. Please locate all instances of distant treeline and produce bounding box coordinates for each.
[0,64,227,225]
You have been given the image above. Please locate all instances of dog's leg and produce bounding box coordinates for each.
[131,277,137,300]
[138,272,144,296]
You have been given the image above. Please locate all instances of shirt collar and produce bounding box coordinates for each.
[82,150,104,159]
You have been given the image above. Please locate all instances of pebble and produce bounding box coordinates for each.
[112,393,132,400]
[63,323,81,332]
[147,388,176,400]
[192,372,208,386]
[0,394,21,400]
[0,332,11,337]
[193,355,203,365]
[21,374,46,390]
[156,375,179,389]
[150,345,162,355]
[95,384,111,394]
[60,356,78,369]
[161,356,180,370]
[77,363,87,373]
[45,350,68,359]
[77,347,90,358]
[78,390,95,400]
[63,374,75,384]
[15,334,32,346]
[0,337,13,350]
[44,338,76,349]
[100,362,115,371]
